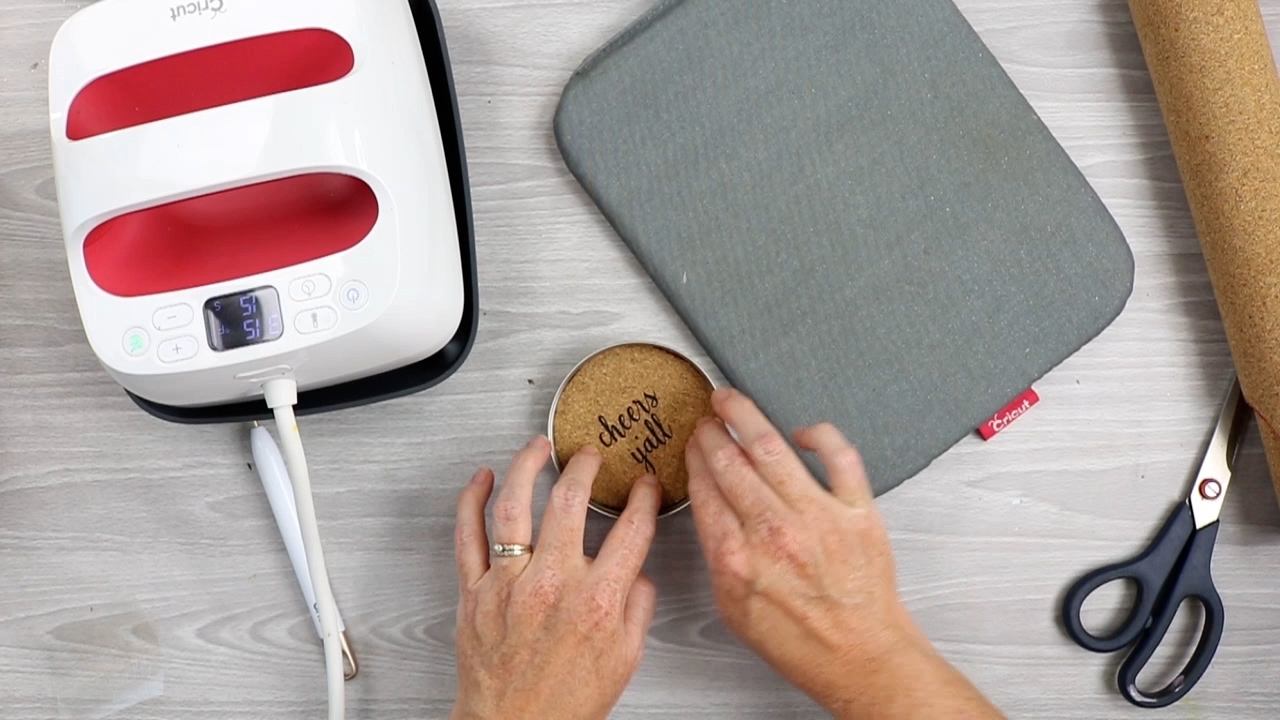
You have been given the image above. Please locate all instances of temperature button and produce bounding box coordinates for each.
[295,306,339,335]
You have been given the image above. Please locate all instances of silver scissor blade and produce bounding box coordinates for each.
[1189,376,1250,529]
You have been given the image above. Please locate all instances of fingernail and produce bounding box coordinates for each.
[696,416,716,428]
[470,468,494,490]
[528,436,549,449]
[581,445,601,458]
[638,475,661,503]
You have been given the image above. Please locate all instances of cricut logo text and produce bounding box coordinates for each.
[987,398,1033,434]
[978,388,1040,440]
[171,0,226,22]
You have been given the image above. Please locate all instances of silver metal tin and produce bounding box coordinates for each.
[548,342,716,519]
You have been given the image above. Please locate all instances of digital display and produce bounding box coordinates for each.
[204,287,285,352]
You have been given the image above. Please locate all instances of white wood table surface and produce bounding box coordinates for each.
[5,0,1280,717]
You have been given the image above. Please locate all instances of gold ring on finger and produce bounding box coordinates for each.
[490,542,534,558]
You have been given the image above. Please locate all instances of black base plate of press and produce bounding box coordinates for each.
[127,0,479,425]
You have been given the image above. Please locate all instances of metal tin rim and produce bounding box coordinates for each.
[547,341,716,519]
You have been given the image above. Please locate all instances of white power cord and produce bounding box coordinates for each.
[249,424,357,676]
[264,378,345,720]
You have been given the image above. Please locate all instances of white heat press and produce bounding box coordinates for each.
[48,1,478,718]
[48,0,477,417]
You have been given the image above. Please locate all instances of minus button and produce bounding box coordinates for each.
[153,304,194,331]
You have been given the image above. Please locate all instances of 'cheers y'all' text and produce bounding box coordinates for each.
[597,392,674,475]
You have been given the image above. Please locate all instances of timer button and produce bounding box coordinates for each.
[122,328,150,357]
[290,274,333,302]
[339,281,369,311]
[152,303,194,331]
[295,306,339,335]
[157,336,200,364]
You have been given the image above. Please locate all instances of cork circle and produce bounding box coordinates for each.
[550,343,716,517]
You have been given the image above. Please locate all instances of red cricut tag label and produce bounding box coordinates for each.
[979,389,1040,440]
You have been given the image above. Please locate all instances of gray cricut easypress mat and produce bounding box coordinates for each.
[553,0,1134,495]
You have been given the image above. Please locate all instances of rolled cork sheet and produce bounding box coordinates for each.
[1127,0,1280,500]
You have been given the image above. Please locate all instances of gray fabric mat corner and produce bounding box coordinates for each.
[553,0,1135,495]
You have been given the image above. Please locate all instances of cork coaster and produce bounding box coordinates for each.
[551,344,715,516]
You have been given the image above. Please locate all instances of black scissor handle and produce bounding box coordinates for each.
[1117,520,1225,708]
[1062,503,1195,653]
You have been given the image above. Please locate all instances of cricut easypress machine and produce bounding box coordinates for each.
[47,1,478,717]
[48,0,478,423]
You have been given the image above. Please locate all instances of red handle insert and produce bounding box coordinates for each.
[67,28,354,140]
[85,173,378,297]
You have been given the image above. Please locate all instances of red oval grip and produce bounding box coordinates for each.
[67,28,354,140]
[84,173,378,297]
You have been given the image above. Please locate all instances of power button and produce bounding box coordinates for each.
[339,281,369,311]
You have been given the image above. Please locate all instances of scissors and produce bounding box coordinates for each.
[1062,376,1250,708]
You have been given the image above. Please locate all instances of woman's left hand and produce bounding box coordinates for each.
[451,437,663,720]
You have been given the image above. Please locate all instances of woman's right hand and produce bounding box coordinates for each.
[686,388,1004,719]
[452,439,661,720]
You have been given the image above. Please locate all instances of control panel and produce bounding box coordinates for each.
[117,272,372,369]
